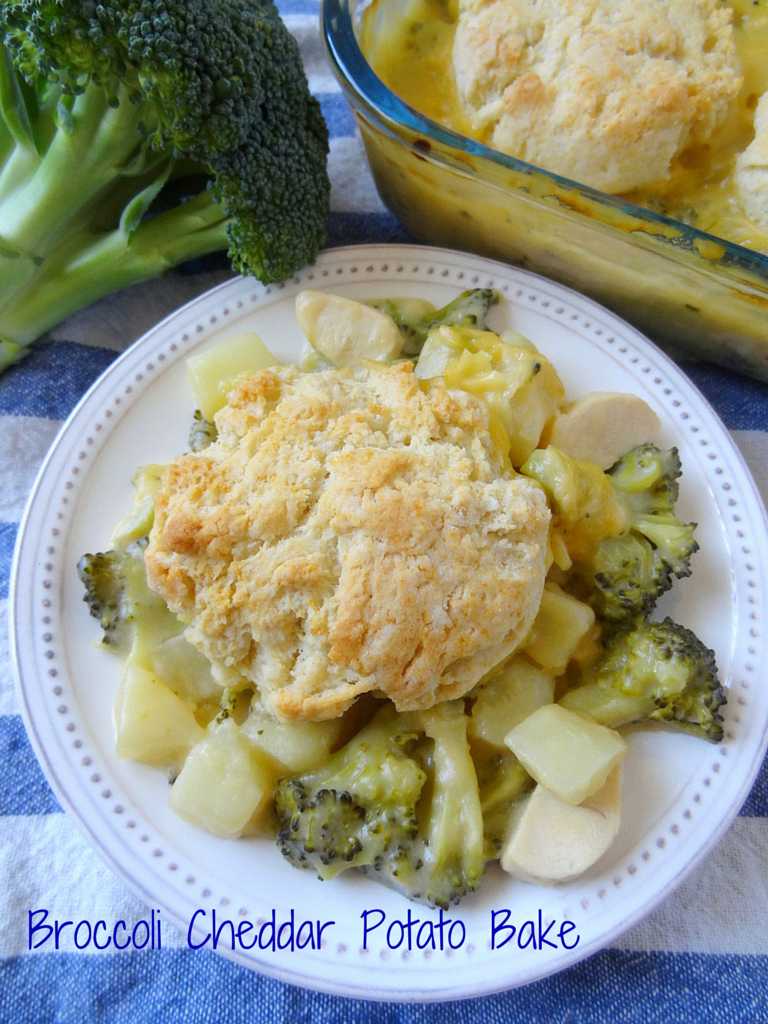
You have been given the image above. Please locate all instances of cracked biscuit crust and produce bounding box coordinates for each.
[452,0,741,194]
[144,362,550,720]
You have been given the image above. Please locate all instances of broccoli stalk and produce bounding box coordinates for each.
[0,0,330,371]
[472,746,533,858]
[382,701,486,909]
[560,617,726,742]
[375,288,500,355]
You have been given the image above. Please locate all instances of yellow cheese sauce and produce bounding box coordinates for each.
[362,0,768,255]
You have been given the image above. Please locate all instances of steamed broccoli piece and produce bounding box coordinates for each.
[379,701,486,909]
[274,701,487,909]
[0,0,330,370]
[78,548,134,652]
[560,617,726,742]
[472,744,533,859]
[376,288,500,355]
[108,463,166,549]
[581,444,699,622]
[525,443,699,622]
[520,444,631,562]
[188,410,218,453]
[274,706,426,881]
[77,541,183,659]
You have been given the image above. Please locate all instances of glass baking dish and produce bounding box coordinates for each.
[321,0,768,382]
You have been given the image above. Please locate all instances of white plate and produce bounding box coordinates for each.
[11,244,768,1001]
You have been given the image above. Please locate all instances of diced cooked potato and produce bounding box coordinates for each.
[522,583,596,675]
[114,663,203,769]
[240,706,347,773]
[504,703,628,805]
[468,656,555,749]
[295,290,404,366]
[542,391,661,471]
[187,331,277,421]
[149,634,221,704]
[414,325,564,465]
[168,719,276,838]
[500,766,622,884]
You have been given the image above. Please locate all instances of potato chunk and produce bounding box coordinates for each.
[295,290,403,366]
[168,719,275,838]
[543,391,661,470]
[187,331,277,421]
[504,703,627,804]
[240,706,347,773]
[522,583,595,675]
[468,656,555,750]
[114,663,203,769]
[415,325,564,466]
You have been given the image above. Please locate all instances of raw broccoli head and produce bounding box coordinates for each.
[274,702,487,909]
[0,0,330,366]
[560,616,726,742]
[573,444,699,622]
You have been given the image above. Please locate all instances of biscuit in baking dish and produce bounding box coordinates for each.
[735,92,768,233]
[144,361,551,720]
[452,0,742,194]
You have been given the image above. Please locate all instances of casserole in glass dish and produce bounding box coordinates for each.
[322,0,768,381]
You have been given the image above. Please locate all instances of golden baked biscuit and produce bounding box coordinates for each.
[452,0,742,194]
[736,92,768,232]
[144,362,551,720]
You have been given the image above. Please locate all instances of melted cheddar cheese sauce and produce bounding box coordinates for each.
[362,0,768,254]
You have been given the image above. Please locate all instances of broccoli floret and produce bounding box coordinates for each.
[560,616,726,742]
[524,443,699,622]
[0,0,330,370]
[274,701,487,909]
[108,463,166,549]
[77,541,183,659]
[578,444,699,622]
[188,410,218,453]
[274,705,426,879]
[376,288,500,355]
[78,548,133,651]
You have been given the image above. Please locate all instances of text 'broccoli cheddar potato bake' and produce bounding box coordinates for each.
[78,288,726,909]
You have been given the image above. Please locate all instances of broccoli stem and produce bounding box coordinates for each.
[0,45,42,156]
[0,84,154,254]
[0,80,189,366]
[0,190,229,358]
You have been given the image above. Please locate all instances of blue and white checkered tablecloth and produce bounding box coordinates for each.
[3,3,768,1022]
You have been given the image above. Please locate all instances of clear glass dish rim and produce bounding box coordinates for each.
[321,0,768,285]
